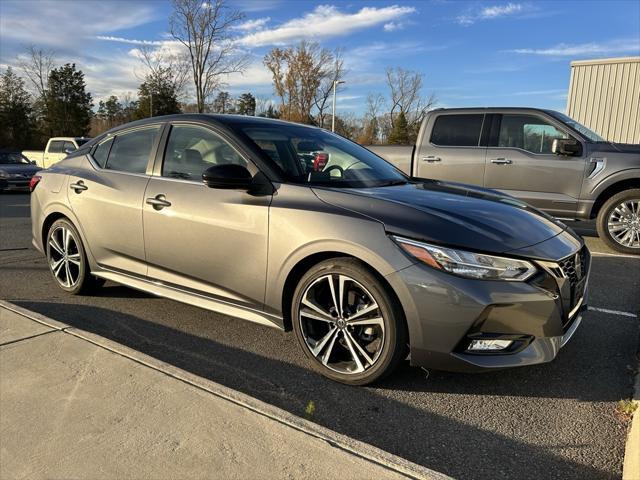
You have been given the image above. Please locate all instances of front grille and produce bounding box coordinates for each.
[540,247,589,329]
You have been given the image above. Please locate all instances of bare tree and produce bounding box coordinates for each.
[264,41,333,124]
[385,67,436,134]
[135,45,191,101]
[313,48,345,129]
[170,0,248,112]
[18,45,55,98]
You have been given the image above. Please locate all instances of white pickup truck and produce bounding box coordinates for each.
[23,137,91,168]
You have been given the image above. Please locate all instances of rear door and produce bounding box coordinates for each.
[484,113,586,217]
[142,122,271,309]
[414,113,487,185]
[67,125,163,276]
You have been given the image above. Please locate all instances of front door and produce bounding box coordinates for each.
[67,125,162,275]
[484,113,586,217]
[142,123,271,309]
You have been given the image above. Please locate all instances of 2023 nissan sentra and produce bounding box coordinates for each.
[30,114,590,385]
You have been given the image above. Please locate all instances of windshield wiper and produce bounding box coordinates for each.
[379,179,408,187]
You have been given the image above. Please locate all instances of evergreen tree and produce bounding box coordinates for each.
[135,67,181,119]
[97,95,123,128]
[236,93,256,116]
[387,111,409,145]
[258,104,280,119]
[44,63,92,137]
[0,67,36,149]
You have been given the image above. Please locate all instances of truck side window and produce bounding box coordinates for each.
[430,114,484,147]
[496,115,569,154]
[48,141,65,153]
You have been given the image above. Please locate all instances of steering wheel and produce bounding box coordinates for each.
[323,164,344,177]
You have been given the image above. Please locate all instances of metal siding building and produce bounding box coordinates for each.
[566,56,640,144]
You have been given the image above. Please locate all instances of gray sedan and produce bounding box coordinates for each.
[30,115,590,385]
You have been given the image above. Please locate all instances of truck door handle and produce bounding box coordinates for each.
[146,194,171,210]
[491,158,513,165]
[422,156,441,163]
[70,181,88,193]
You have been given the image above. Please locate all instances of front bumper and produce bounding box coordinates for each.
[387,246,590,372]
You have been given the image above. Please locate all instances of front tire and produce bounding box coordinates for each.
[291,258,407,386]
[46,219,104,294]
[596,189,640,254]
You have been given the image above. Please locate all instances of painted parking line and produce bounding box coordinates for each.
[589,306,638,318]
[590,251,640,259]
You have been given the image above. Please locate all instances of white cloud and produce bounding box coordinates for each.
[457,3,525,26]
[95,36,166,46]
[237,4,416,47]
[233,17,271,31]
[383,22,402,32]
[508,39,640,56]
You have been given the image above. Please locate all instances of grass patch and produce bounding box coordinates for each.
[616,399,638,421]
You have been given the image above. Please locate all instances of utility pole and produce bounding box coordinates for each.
[332,80,345,132]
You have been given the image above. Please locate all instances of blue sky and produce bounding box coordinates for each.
[1,0,639,114]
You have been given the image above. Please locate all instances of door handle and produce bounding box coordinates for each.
[146,194,171,210]
[491,158,513,165]
[422,156,441,163]
[70,180,88,193]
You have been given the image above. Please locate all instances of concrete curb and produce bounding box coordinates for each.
[623,351,640,480]
[0,300,450,480]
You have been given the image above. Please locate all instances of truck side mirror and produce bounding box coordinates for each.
[552,138,582,157]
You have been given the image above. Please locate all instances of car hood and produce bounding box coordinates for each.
[312,180,568,255]
[597,142,640,155]
[0,164,41,175]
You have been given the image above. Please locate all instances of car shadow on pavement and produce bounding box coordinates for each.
[15,300,625,480]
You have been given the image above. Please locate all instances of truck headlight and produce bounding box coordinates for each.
[392,236,537,281]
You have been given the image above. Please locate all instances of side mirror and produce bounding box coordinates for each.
[552,138,582,157]
[202,164,252,189]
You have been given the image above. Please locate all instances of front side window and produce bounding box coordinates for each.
[48,141,65,153]
[162,124,248,180]
[430,114,484,147]
[237,123,407,188]
[105,126,161,174]
[495,114,570,154]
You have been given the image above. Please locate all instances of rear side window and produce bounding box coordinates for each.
[92,137,114,168]
[63,141,77,153]
[430,114,484,147]
[105,126,161,174]
[48,140,65,153]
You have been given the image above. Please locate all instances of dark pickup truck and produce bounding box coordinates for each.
[369,107,640,254]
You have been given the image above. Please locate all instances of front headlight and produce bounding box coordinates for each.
[392,236,537,281]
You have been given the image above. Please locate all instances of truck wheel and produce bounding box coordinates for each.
[291,258,408,386]
[596,189,640,254]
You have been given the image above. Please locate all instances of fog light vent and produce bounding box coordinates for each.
[468,339,513,351]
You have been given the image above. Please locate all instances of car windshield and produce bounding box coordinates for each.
[548,111,606,142]
[238,123,407,188]
[0,152,30,165]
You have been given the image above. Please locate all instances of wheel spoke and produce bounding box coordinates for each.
[310,327,338,356]
[300,310,334,323]
[64,261,72,287]
[49,237,64,255]
[51,258,64,277]
[347,316,384,327]
[342,331,365,373]
[63,228,71,253]
[67,253,81,266]
[344,329,374,367]
[346,302,379,322]
[326,275,340,316]
[320,330,340,365]
[301,298,334,321]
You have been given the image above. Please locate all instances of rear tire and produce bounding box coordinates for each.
[291,258,407,386]
[46,219,104,294]
[596,189,640,254]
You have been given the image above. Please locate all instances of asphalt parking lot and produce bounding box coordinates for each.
[1,192,638,480]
